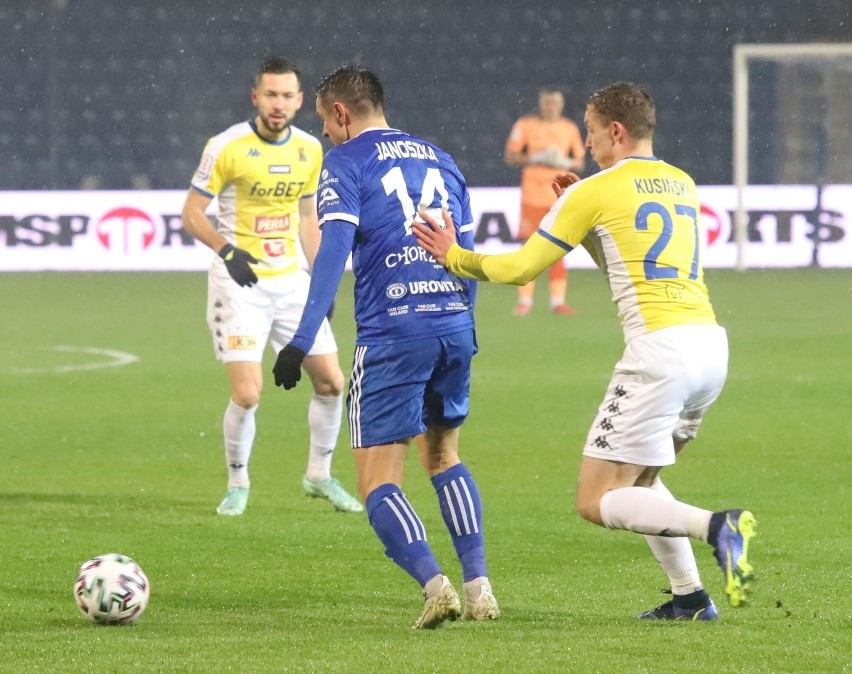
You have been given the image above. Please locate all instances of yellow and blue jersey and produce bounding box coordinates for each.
[190,120,323,278]
[447,156,717,341]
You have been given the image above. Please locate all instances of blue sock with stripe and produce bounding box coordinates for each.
[365,483,442,587]
[432,463,487,582]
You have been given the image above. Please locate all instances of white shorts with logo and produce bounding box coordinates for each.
[206,261,337,363]
[583,324,728,467]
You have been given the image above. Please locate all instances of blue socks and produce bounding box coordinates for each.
[432,463,487,582]
[364,464,488,588]
[366,484,441,587]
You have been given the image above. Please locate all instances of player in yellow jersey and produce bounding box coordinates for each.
[414,82,757,619]
[181,57,361,516]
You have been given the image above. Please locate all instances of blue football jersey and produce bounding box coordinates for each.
[317,128,476,345]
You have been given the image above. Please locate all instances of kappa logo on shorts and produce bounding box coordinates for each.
[597,417,615,431]
[592,436,613,450]
[227,336,257,350]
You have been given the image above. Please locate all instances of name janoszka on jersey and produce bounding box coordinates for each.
[375,140,438,162]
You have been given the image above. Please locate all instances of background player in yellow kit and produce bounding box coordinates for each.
[504,89,585,316]
[415,81,757,620]
[181,56,361,516]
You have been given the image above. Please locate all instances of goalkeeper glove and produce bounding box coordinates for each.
[272,344,306,390]
[219,243,259,287]
[527,149,551,165]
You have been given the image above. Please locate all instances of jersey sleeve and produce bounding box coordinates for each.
[538,179,601,248]
[446,233,567,285]
[289,220,355,353]
[190,137,231,197]
[317,150,361,228]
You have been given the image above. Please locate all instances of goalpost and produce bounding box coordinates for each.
[732,42,852,270]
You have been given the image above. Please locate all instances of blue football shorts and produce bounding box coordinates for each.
[346,329,477,448]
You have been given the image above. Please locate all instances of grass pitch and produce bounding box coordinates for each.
[1,269,850,673]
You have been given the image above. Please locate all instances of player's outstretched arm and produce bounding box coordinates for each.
[415,209,567,286]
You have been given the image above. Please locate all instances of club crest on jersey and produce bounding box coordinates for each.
[386,283,407,299]
[269,165,291,174]
[298,148,307,162]
[254,215,290,234]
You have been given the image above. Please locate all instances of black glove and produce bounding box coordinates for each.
[219,243,259,287]
[273,344,306,389]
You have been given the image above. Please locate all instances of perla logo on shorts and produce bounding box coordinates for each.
[386,283,407,299]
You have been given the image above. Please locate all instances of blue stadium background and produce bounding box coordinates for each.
[3,0,849,190]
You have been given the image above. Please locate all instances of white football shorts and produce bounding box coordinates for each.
[583,324,728,467]
[206,260,337,363]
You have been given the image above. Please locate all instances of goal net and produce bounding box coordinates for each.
[732,43,852,269]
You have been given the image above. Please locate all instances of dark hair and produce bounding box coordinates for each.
[255,56,301,89]
[587,82,655,139]
[315,64,384,116]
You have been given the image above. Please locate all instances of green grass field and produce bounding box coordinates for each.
[1,269,850,673]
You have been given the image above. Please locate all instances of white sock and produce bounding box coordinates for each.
[643,479,704,595]
[599,486,713,541]
[305,393,342,482]
[223,399,257,489]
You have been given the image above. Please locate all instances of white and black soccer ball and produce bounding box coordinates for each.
[74,553,150,624]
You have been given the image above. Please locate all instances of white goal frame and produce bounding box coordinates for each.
[732,42,852,270]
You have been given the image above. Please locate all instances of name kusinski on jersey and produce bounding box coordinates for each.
[633,177,693,196]
[375,140,439,162]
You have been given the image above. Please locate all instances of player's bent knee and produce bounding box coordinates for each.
[575,493,605,526]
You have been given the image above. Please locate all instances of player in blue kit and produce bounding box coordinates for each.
[272,65,499,629]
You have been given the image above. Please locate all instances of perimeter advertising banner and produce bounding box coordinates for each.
[0,185,849,270]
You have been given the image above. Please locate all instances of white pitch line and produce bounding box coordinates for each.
[13,345,140,374]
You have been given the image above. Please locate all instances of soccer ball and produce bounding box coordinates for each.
[74,553,150,624]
